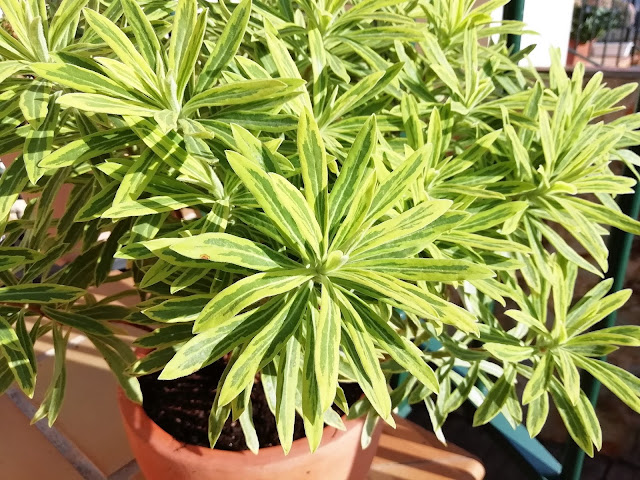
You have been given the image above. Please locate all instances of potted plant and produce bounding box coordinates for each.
[568,3,624,65]
[1,0,640,479]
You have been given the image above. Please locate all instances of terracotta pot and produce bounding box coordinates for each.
[567,39,592,66]
[117,388,383,480]
[1,152,78,264]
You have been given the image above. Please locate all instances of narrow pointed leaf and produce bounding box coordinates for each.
[328,116,378,228]
[170,233,300,271]
[194,272,312,332]
[348,293,439,393]
[0,284,84,304]
[347,258,494,282]
[276,331,302,454]
[218,288,309,406]
[0,315,35,397]
[227,151,321,257]
[298,108,328,235]
[314,283,341,412]
[197,0,252,92]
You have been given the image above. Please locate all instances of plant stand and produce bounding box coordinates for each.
[369,416,485,480]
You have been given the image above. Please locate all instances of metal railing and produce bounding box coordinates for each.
[571,0,640,68]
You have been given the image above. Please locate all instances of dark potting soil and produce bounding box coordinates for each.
[139,358,363,451]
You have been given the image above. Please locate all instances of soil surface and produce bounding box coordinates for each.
[139,358,362,451]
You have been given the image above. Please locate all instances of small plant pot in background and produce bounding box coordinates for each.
[567,39,593,66]
[0,152,79,264]
[117,388,383,480]
[0,153,73,220]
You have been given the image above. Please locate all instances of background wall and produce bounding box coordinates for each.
[520,0,575,66]
[476,0,575,67]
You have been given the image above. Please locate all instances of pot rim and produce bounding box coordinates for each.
[117,387,365,461]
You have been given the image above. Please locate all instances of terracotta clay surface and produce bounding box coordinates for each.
[124,409,486,480]
[118,388,383,480]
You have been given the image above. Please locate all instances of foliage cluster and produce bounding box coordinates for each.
[0,0,640,456]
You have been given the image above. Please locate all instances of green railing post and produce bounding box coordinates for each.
[503,0,526,52]
[560,162,640,480]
